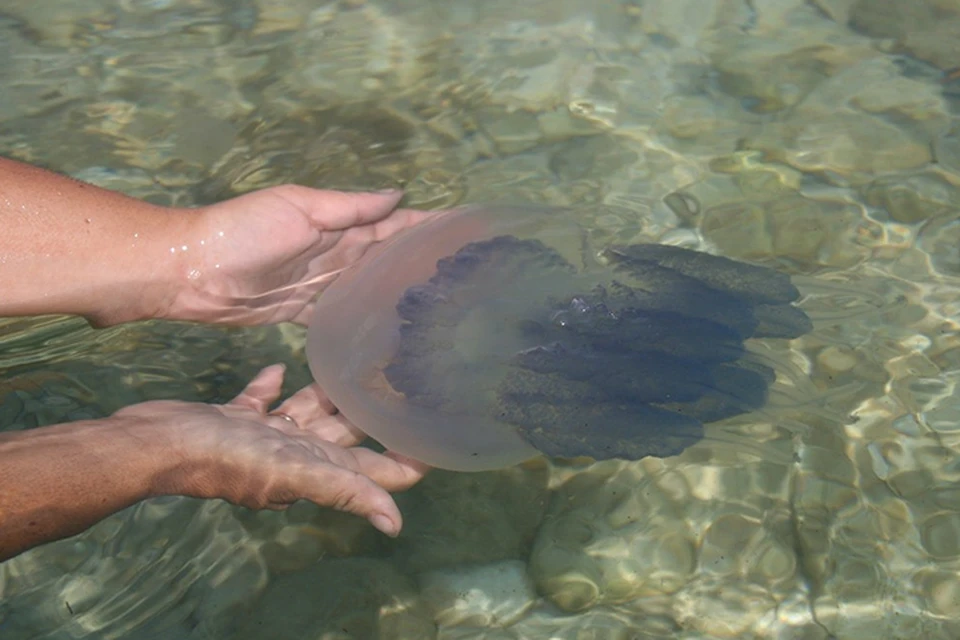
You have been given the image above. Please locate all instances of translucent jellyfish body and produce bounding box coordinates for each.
[306,205,812,471]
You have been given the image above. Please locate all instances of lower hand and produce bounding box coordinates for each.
[117,365,429,536]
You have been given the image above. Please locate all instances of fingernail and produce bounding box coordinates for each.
[377,188,402,195]
[371,513,398,537]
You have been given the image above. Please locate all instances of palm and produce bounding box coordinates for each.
[183,185,434,325]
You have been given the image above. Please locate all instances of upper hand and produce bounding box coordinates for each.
[115,365,429,536]
[170,185,436,326]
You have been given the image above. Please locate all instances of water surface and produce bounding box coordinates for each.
[2,1,960,638]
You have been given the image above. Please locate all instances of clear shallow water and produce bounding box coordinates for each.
[0,0,959,638]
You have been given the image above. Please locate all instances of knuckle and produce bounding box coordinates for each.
[328,474,368,513]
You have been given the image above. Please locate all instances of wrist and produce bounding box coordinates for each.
[110,401,226,501]
[88,412,184,501]
[151,202,228,326]
[87,205,200,327]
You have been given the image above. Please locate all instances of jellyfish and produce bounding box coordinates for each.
[307,205,813,471]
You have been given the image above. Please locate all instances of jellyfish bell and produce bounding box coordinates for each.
[306,205,814,472]
[307,205,565,471]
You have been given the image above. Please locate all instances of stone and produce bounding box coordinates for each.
[419,560,537,628]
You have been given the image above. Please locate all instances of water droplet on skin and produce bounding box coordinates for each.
[180,245,188,251]
[187,269,202,280]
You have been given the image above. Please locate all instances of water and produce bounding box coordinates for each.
[1,0,959,637]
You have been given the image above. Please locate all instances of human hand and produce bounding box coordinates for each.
[168,185,436,326]
[117,364,429,536]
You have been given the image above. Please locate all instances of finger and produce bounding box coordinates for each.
[347,448,431,492]
[274,382,337,417]
[333,208,440,258]
[385,451,433,478]
[302,413,367,446]
[292,302,314,327]
[365,207,441,243]
[278,186,405,231]
[273,385,368,446]
[323,207,443,279]
[267,413,366,448]
[298,465,405,537]
[230,364,286,413]
[288,208,445,327]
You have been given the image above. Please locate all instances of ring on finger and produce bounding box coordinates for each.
[269,411,299,429]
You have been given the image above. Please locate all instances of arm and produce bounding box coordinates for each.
[0,366,427,562]
[0,156,192,325]
[0,415,167,561]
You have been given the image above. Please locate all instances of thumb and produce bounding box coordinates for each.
[230,364,286,413]
[277,185,405,231]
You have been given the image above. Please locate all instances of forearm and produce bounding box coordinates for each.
[0,157,194,325]
[0,417,174,561]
